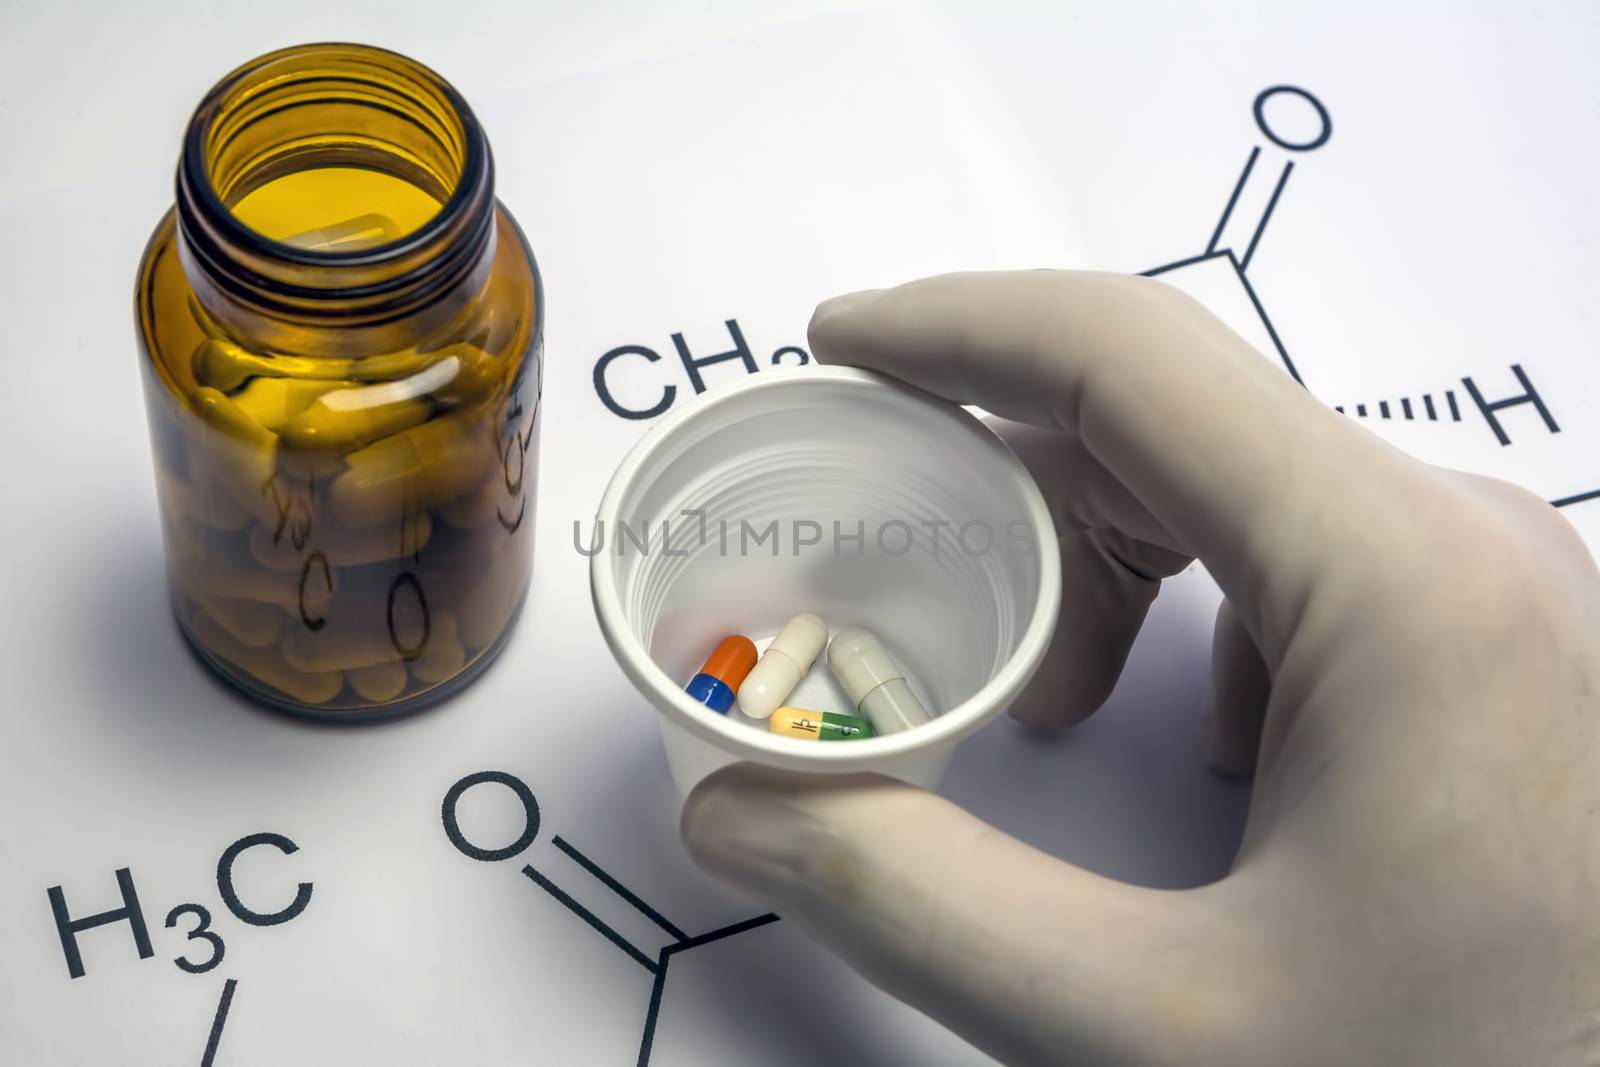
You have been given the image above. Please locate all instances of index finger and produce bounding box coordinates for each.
[807,271,1436,653]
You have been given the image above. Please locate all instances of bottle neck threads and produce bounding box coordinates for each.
[174,43,496,356]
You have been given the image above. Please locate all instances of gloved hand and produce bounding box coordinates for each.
[679,272,1599,1065]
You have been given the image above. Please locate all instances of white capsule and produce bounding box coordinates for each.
[826,626,932,734]
[738,612,829,719]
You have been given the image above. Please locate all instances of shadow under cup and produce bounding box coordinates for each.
[591,367,1061,795]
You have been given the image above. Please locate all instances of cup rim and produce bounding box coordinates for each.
[589,365,1062,770]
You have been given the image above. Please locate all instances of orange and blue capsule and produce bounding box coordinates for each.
[685,635,758,714]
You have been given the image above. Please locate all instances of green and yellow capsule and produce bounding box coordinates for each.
[769,706,876,742]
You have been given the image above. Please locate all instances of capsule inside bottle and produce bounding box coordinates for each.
[134,44,543,719]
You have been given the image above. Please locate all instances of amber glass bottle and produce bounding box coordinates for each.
[135,44,541,719]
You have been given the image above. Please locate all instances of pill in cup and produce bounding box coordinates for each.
[589,366,1061,795]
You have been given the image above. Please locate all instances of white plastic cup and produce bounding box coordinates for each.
[590,366,1061,796]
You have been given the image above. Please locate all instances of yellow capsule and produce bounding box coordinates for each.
[412,523,500,610]
[249,511,432,570]
[191,611,343,705]
[231,378,354,433]
[282,625,401,674]
[281,212,403,252]
[192,338,294,393]
[154,469,252,532]
[435,485,505,530]
[409,612,467,685]
[193,337,442,392]
[198,479,255,531]
[348,660,409,702]
[280,586,430,672]
[427,344,504,409]
[194,594,284,648]
[160,514,246,572]
[199,455,285,529]
[177,550,337,618]
[330,415,497,529]
[192,385,276,447]
[188,386,280,522]
[457,540,530,650]
[342,348,461,383]
[278,392,433,453]
[274,352,467,453]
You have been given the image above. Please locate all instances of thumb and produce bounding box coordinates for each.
[682,764,1259,1065]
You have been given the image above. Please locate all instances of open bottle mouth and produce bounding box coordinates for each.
[175,43,496,350]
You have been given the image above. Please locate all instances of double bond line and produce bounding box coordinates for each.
[522,834,685,974]
[520,834,778,1066]
[1204,145,1294,273]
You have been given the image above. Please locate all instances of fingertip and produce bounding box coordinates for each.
[681,766,932,900]
[679,762,764,870]
[1006,686,1101,733]
[1006,702,1074,736]
[807,288,883,362]
[1003,526,1172,733]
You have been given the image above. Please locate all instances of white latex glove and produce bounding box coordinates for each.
[680,272,1599,1065]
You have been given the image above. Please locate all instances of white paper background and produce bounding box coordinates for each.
[2,2,1596,1063]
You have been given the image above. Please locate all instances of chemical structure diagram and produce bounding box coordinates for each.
[1143,84,1599,513]
[43,833,313,1067]
[37,771,777,1067]
[38,85,1598,1067]
[440,771,779,1067]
